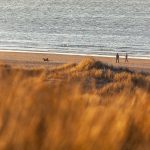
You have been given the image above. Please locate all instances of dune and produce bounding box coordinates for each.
[0,56,150,149]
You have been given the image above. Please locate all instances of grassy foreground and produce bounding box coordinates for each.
[0,58,150,150]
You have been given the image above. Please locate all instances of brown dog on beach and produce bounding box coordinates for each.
[43,58,49,61]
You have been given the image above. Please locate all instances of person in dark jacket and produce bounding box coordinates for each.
[116,53,119,63]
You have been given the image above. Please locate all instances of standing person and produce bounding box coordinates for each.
[125,53,128,62]
[116,53,119,63]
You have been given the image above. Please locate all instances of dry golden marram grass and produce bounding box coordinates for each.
[0,58,150,150]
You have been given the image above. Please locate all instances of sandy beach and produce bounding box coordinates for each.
[0,50,150,73]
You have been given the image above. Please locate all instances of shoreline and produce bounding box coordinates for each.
[0,49,150,60]
[0,50,150,73]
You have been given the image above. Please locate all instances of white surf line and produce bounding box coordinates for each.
[0,49,150,60]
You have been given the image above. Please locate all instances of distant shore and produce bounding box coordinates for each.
[0,50,150,73]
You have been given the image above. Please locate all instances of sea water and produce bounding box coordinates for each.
[0,0,150,59]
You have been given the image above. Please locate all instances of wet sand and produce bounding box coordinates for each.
[0,51,150,73]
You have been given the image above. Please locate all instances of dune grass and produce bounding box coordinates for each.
[0,57,150,150]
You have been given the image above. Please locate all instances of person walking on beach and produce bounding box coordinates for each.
[125,53,128,62]
[116,53,119,63]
